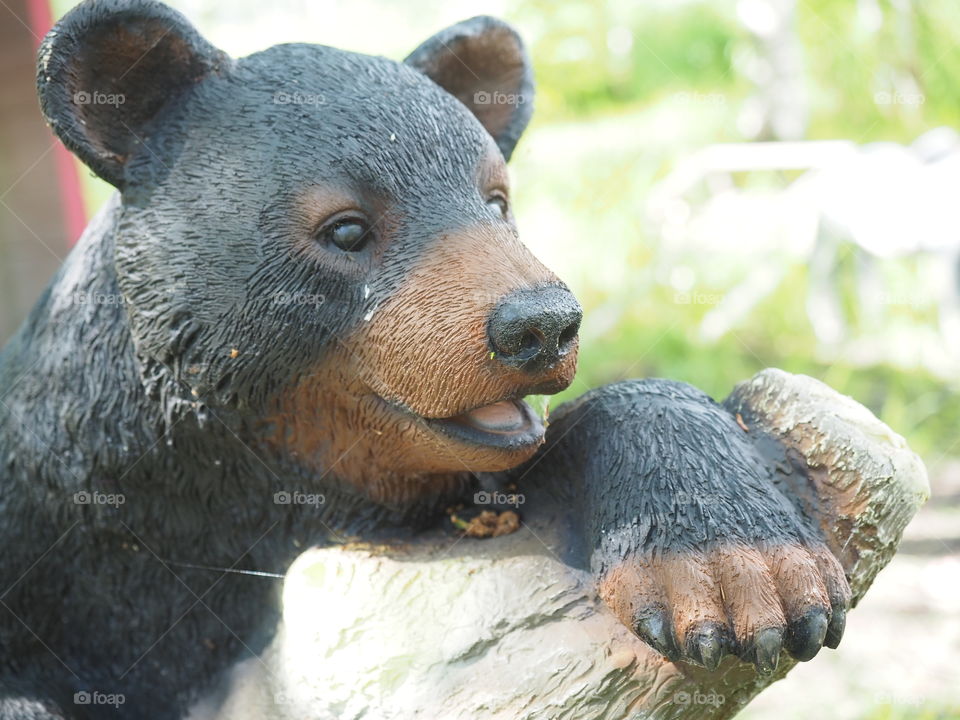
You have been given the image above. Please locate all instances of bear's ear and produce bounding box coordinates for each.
[37,0,227,189]
[405,16,534,161]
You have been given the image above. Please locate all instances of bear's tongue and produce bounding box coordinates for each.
[457,400,528,433]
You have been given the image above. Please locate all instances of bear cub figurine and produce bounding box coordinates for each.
[0,0,849,716]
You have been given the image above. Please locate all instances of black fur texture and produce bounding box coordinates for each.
[527,379,823,566]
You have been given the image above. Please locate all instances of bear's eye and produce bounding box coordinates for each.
[323,218,372,252]
[486,193,509,220]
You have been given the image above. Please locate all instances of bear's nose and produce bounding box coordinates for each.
[488,286,582,373]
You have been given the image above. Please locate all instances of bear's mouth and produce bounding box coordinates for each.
[426,398,544,450]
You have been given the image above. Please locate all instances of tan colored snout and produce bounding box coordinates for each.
[346,224,579,418]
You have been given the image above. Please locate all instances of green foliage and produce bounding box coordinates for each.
[858,704,960,720]
[799,0,960,142]
[512,0,746,120]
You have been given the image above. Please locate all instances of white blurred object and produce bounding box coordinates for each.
[801,128,960,371]
[647,128,960,377]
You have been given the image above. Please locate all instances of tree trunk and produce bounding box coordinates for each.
[197,369,928,720]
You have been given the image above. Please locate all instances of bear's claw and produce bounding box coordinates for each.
[752,626,783,674]
[825,607,846,649]
[600,541,850,673]
[684,623,728,671]
[785,607,829,661]
[633,611,681,663]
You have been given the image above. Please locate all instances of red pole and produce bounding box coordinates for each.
[25,0,87,247]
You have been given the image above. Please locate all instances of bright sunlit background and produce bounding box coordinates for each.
[3,0,959,717]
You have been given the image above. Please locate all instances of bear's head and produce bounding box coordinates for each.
[38,0,581,500]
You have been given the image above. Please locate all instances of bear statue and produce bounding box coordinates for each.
[0,0,927,718]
